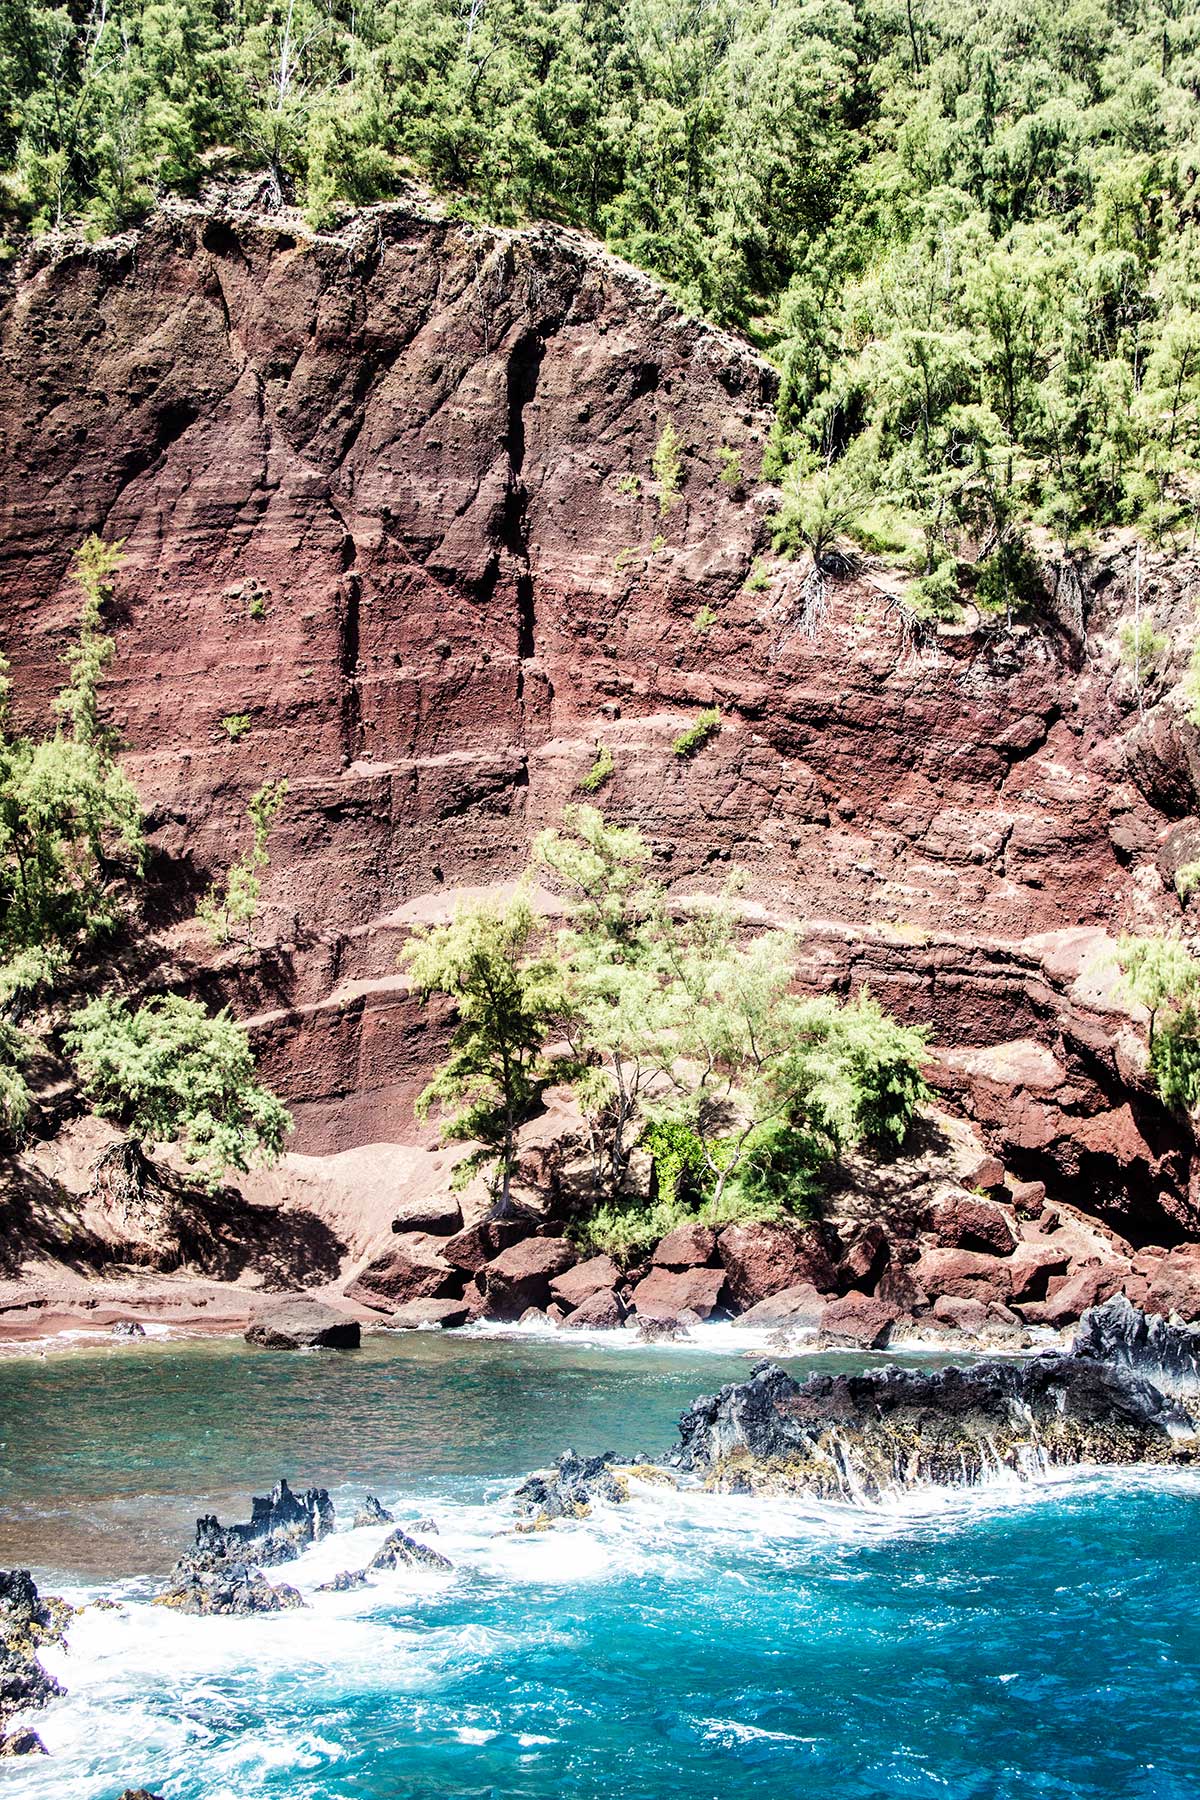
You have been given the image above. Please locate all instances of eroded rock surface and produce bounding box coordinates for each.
[0,1570,70,1756]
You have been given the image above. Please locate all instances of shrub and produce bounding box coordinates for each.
[975,537,1043,622]
[652,421,683,516]
[579,745,614,794]
[672,707,721,757]
[744,561,770,592]
[718,445,742,487]
[65,993,291,1180]
[220,713,252,741]
[1176,861,1200,902]
[616,473,640,495]
[692,605,717,634]
[570,1197,688,1265]
[907,562,962,622]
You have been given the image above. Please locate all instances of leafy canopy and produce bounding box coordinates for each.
[402,888,566,1207]
[64,993,292,1179]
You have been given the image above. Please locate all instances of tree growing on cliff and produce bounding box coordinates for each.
[198,778,289,947]
[401,890,565,1215]
[0,538,143,990]
[1115,934,1200,1113]
[64,993,292,1193]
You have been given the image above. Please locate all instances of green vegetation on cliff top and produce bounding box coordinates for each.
[5,0,1200,563]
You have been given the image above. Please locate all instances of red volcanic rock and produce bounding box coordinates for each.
[818,1293,898,1349]
[1021,1262,1128,1328]
[875,1262,929,1314]
[344,1233,462,1309]
[561,1289,625,1330]
[962,1154,1006,1191]
[718,1223,837,1308]
[733,1282,825,1330]
[651,1224,718,1270]
[483,1237,576,1319]
[1008,1179,1047,1217]
[550,1255,622,1309]
[1006,1240,1072,1303]
[910,1247,1013,1305]
[925,1193,1017,1256]
[631,1266,728,1321]
[442,1218,532,1275]
[931,1294,989,1332]
[390,1194,463,1236]
[838,1223,890,1291]
[1127,1247,1200,1321]
[383,1297,471,1329]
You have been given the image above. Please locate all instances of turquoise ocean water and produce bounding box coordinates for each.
[1,1327,1199,1800]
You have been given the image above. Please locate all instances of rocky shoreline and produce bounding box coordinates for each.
[6,1296,1200,1759]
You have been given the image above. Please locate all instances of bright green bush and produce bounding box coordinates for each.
[672,709,721,758]
[65,994,291,1179]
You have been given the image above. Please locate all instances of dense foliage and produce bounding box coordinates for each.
[1116,933,1200,1111]
[6,0,1200,563]
[65,993,292,1177]
[0,537,291,1177]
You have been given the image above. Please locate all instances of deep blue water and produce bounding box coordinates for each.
[1,1329,1199,1800]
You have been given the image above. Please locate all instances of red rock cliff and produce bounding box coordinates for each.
[2,197,1198,1238]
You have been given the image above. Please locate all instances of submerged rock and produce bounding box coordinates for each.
[0,1569,70,1754]
[1073,1293,1200,1397]
[194,1478,333,1567]
[367,1529,453,1574]
[671,1351,1194,1501]
[110,1320,146,1339]
[155,1560,305,1616]
[316,1570,370,1592]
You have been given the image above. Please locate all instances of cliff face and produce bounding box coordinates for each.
[1,196,1198,1238]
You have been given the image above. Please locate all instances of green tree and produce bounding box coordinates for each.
[65,992,292,1184]
[402,888,565,1213]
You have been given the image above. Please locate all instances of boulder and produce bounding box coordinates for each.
[110,1320,146,1338]
[911,1246,1013,1305]
[631,1265,727,1321]
[925,1193,1017,1256]
[1008,1178,1047,1217]
[1073,1292,1200,1396]
[733,1282,825,1330]
[561,1288,625,1330]
[245,1296,361,1350]
[0,1571,68,1746]
[1022,1262,1127,1328]
[931,1294,989,1331]
[818,1293,898,1349]
[316,1570,369,1592]
[483,1237,576,1318]
[718,1222,837,1308]
[1006,1239,1071,1302]
[877,1262,930,1313]
[672,1352,1191,1500]
[651,1223,717,1269]
[441,1216,534,1274]
[383,1297,470,1330]
[962,1153,1006,1190]
[117,1792,165,1799]
[635,1314,687,1341]
[344,1234,462,1309]
[550,1255,622,1309]
[367,1529,452,1574]
[0,1731,47,1756]
[838,1223,890,1290]
[513,1451,629,1521]
[1127,1247,1200,1322]
[390,1194,463,1236]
